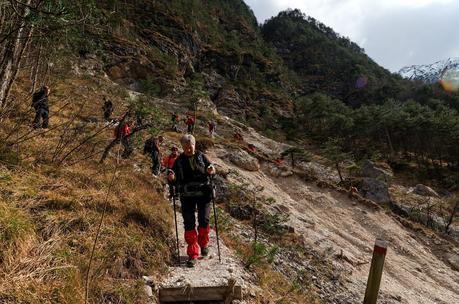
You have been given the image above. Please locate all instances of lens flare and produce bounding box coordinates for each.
[355,76,368,89]
[440,68,459,92]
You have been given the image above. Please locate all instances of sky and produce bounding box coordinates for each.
[244,0,459,72]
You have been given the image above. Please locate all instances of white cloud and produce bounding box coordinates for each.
[245,0,459,71]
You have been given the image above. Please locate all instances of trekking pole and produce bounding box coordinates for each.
[171,185,181,265]
[210,175,221,262]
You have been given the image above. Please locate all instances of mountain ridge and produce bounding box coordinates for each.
[399,57,459,83]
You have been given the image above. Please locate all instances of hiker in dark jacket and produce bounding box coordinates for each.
[208,121,216,138]
[102,97,113,121]
[31,86,50,129]
[144,135,163,176]
[167,134,216,267]
[185,116,195,134]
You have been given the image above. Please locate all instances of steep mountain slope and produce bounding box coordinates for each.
[88,0,295,131]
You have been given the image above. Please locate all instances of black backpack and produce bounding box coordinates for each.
[143,138,155,154]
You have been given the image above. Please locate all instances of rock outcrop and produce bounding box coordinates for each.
[361,160,393,182]
[228,149,260,171]
[412,184,440,198]
[360,177,391,204]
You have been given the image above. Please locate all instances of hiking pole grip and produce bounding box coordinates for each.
[171,185,180,265]
[210,175,221,263]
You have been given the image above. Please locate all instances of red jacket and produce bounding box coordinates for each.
[162,154,178,169]
[115,123,131,138]
[185,117,194,125]
[122,124,131,137]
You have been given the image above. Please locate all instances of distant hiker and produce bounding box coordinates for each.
[102,97,113,122]
[171,112,179,132]
[248,143,256,153]
[233,130,243,141]
[208,121,216,138]
[116,120,132,158]
[275,156,285,167]
[167,134,216,267]
[348,186,359,199]
[31,85,50,129]
[144,135,164,176]
[162,146,179,197]
[185,116,195,134]
[135,110,145,126]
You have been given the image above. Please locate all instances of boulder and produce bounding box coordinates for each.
[360,177,391,204]
[228,149,260,171]
[361,160,393,181]
[266,163,293,177]
[413,184,439,198]
[446,253,459,271]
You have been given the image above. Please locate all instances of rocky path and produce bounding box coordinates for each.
[153,199,258,303]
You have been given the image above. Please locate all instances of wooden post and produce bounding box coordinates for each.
[364,238,388,304]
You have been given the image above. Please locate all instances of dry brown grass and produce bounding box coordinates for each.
[0,72,174,303]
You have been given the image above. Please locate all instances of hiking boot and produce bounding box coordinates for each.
[201,247,209,257]
[186,258,197,268]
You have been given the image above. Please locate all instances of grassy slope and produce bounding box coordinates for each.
[0,69,172,303]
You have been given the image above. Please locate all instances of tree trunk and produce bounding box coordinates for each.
[0,0,33,108]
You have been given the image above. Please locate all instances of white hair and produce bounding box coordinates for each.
[180,134,195,146]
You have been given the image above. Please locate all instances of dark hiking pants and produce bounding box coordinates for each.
[103,110,112,121]
[181,197,211,231]
[121,137,132,158]
[151,150,160,175]
[32,107,49,129]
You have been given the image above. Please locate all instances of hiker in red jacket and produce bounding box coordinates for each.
[162,145,179,170]
[163,146,179,198]
[115,120,132,158]
[185,116,195,134]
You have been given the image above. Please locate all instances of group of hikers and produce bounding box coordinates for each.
[171,111,216,137]
[107,105,218,268]
[28,86,240,268]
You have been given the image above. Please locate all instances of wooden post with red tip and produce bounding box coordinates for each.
[364,238,388,304]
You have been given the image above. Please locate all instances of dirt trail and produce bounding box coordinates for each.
[205,121,459,303]
[157,199,257,303]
